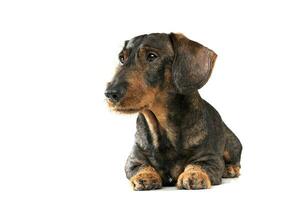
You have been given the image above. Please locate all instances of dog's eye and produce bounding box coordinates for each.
[119,55,125,64]
[146,53,158,62]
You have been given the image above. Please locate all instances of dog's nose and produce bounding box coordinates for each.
[105,89,123,103]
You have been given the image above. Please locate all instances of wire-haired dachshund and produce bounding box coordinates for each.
[105,33,242,190]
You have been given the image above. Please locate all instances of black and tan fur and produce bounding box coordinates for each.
[105,33,242,190]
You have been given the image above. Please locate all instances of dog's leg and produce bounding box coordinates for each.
[222,122,242,178]
[176,158,224,189]
[125,145,162,191]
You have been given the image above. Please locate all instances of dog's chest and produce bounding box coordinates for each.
[150,135,183,185]
[138,113,196,185]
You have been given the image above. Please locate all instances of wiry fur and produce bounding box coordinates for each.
[105,33,242,190]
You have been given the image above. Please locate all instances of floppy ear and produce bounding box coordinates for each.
[169,33,217,94]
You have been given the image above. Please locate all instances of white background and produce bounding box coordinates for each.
[1,0,301,199]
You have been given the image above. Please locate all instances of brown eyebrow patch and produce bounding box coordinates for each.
[140,46,162,51]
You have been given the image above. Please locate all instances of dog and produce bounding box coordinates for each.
[105,33,242,190]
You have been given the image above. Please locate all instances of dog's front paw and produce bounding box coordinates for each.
[130,166,162,191]
[177,164,211,190]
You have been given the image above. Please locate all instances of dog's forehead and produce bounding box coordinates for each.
[142,34,172,50]
[125,34,146,49]
[126,33,171,50]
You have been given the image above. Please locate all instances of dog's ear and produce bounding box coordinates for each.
[169,33,217,94]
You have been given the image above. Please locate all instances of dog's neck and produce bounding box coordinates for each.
[141,91,203,148]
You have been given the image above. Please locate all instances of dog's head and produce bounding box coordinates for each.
[105,33,217,113]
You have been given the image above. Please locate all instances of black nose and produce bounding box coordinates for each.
[105,89,123,103]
